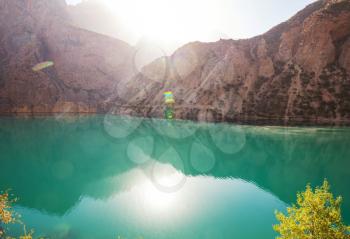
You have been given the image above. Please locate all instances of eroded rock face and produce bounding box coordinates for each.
[0,0,135,114]
[118,0,350,125]
[0,0,349,125]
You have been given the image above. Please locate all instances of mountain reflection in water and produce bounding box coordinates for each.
[0,115,349,239]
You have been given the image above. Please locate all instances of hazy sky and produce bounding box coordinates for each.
[66,0,316,52]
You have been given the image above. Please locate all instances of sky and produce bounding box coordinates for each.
[66,0,316,53]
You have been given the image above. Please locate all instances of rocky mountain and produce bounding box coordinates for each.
[67,1,178,64]
[0,0,349,125]
[0,0,135,114]
[67,0,126,41]
[117,0,350,125]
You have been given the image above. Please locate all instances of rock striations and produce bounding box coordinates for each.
[118,0,350,125]
[0,0,350,125]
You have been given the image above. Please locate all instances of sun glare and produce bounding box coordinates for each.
[103,0,221,45]
[139,180,178,211]
[124,166,188,220]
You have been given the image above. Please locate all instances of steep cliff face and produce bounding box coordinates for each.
[0,0,349,125]
[118,0,350,125]
[0,0,135,113]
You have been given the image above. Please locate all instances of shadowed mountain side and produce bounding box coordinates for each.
[0,116,349,221]
[0,0,135,114]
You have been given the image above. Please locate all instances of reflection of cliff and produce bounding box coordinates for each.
[0,116,350,221]
[149,126,350,223]
[151,124,350,209]
[0,116,136,215]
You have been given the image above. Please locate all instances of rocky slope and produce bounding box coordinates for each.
[0,0,135,114]
[117,0,350,125]
[67,0,125,41]
[0,0,349,125]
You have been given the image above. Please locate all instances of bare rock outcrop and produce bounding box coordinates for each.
[118,0,350,125]
[0,0,135,114]
[0,0,349,125]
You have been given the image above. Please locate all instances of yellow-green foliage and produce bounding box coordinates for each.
[274,180,350,239]
[0,192,32,239]
[0,192,15,225]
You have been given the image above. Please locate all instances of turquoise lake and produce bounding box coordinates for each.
[0,115,350,239]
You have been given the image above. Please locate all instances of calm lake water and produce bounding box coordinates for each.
[0,115,350,239]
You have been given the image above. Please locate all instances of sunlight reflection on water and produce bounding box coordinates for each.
[14,166,286,239]
[1,116,350,239]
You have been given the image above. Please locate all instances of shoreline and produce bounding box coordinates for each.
[1,112,350,127]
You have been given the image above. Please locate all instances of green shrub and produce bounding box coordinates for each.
[274,180,350,239]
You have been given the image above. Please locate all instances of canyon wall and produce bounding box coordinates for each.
[118,0,350,125]
[0,0,349,125]
[0,0,135,114]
